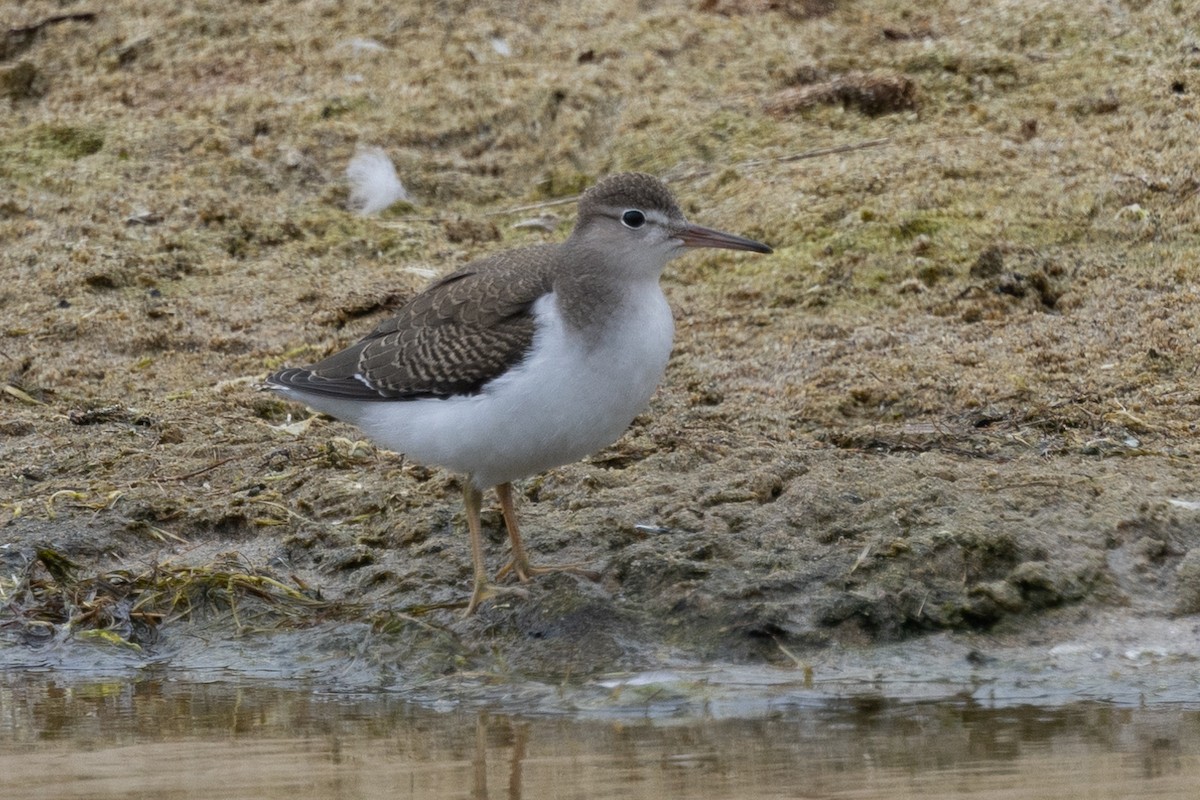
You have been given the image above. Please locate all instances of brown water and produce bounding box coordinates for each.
[3,674,1199,800]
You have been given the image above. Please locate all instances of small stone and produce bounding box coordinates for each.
[972,580,1024,612]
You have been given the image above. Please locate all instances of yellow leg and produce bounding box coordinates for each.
[463,482,489,616]
[494,482,601,583]
[495,481,533,582]
[462,480,530,615]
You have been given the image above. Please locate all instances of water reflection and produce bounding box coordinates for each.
[2,675,1199,799]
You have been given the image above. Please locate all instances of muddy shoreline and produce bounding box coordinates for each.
[3,0,1199,706]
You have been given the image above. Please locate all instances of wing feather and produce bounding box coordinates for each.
[268,245,559,401]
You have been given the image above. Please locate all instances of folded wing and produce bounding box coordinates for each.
[269,245,558,401]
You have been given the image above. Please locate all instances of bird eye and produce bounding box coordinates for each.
[621,209,646,229]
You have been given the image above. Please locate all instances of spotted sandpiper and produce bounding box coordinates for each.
[267,173,772,613]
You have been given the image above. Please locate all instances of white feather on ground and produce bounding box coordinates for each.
[346,147,411,215]
[343,37,386,53]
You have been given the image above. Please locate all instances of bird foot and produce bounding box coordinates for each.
[494,559,601,584]
[463,581,530,617]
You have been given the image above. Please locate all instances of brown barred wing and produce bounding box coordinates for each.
[270,245,558,401]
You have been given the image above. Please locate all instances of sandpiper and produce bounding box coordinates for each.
[267,173,772,613]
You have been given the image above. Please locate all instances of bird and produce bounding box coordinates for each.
[266,173,772,614]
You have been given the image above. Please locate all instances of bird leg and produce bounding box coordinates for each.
[463,482,490,616]
[462,482,527,616]
[493,482,601,583]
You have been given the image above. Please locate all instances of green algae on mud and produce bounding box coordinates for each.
[3,0,1200,695]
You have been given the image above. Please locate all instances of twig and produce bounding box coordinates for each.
[474,138,894,218]
[4,12,98,60]
[673,137,892,181]
[248,498,318,526]
[161,455,242,482]
[483,195,580,217]
[749,137,892,166]
[1,383,43,405]
[8,12,98,37]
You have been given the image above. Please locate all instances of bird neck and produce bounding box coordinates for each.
[554,260,663,334]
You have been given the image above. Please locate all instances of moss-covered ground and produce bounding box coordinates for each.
[3,0,1199,694]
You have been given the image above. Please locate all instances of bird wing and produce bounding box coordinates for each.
[270,245,558,400]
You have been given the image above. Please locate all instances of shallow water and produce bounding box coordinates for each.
[3,673,1199,800]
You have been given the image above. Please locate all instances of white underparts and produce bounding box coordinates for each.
[278,286,675,489]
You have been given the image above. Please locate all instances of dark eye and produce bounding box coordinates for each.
[621,209,646,229]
